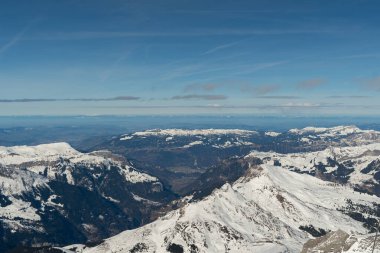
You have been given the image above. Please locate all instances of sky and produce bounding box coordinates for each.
[0,0,380,116]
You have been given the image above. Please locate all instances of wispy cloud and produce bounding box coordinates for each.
[171,94,227,100]
[0,96,141,103]
[0,99,57,103]
[86,102,374,110]
[0,28,29,55]
[104,96,141,101]
[99,51,131,82]
[161,59,288,81]
[233,61,288,76]
[297,78,326,90]
[0,20,40,55]
[184,83,223,92]
[256,95,301,99]
[171,10,306,14]
[240,84,281,95]
[337,54,380,59]
[28,28,334,40]
[183,80,294,99]
[282,102,322,108]
[203,40,242,55]
[326,95,370,99]
[361,76,380,91]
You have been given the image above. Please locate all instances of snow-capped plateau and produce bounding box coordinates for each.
[119,129,260,149]
[0,142,107,166]
[288,125,374,136]
[265,131,281,137]
[64,147,380,253]
[120,129,258,140]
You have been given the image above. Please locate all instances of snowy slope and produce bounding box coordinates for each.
[0,167,46,223]
[65,158,380,253]
[249,143,380,191]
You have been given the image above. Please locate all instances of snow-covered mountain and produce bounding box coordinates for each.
[250,143,380,196]
[289,125,374,136]
[286,125,380,147]
[0,143,176,252]
[3,126,380,253]
[63,144,380,253]
[0,142,162,186]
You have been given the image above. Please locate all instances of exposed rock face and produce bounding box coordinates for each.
[301,229,380,253]
[301,230,356,253]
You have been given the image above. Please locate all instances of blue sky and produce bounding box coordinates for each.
[0,0,380,116]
